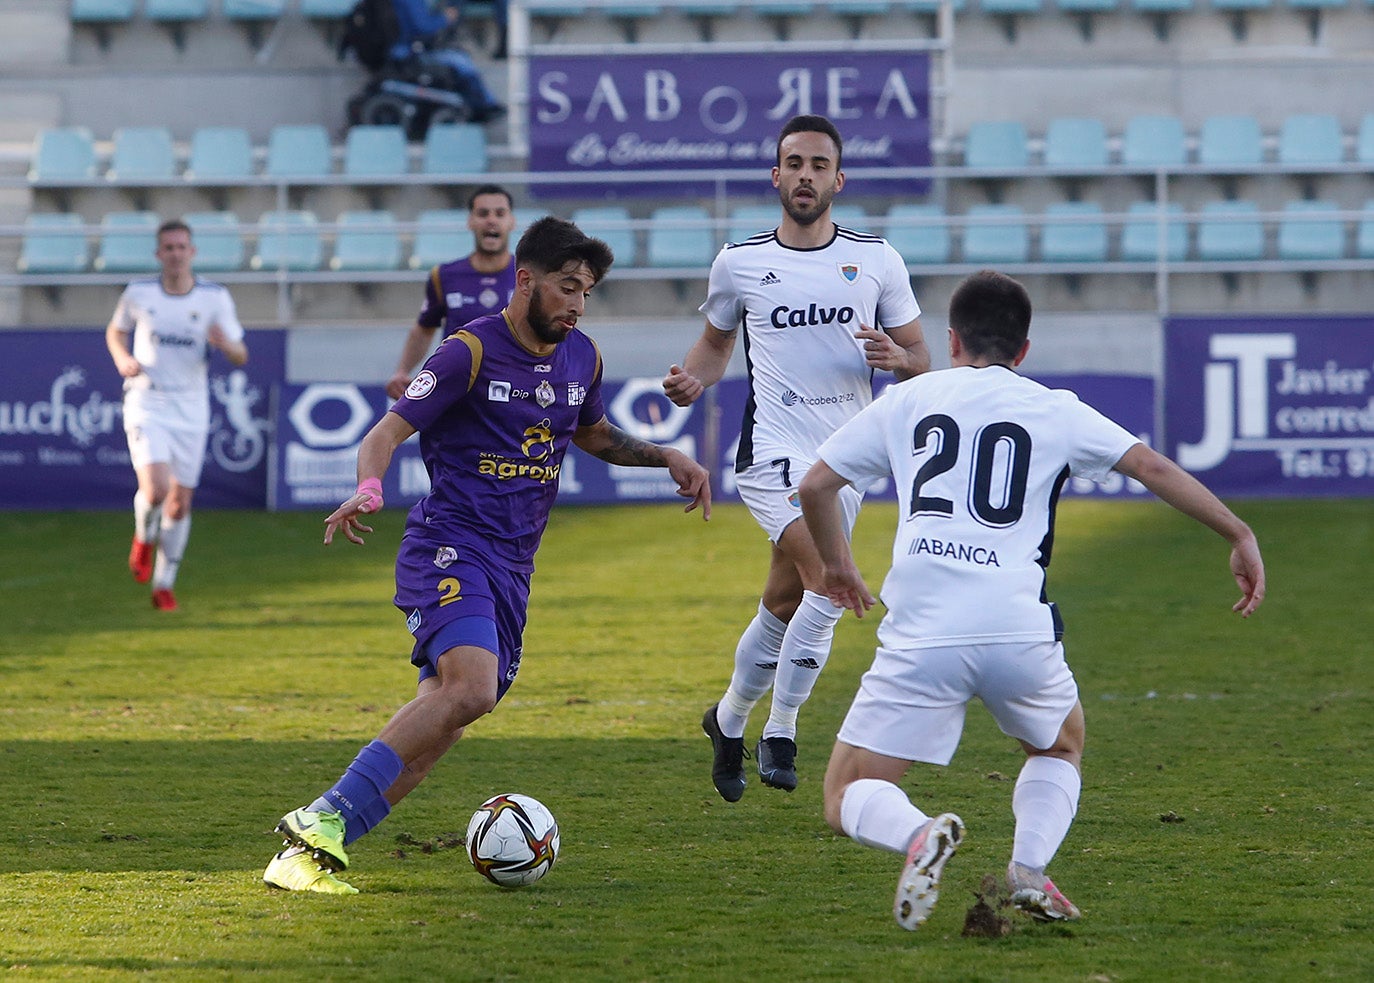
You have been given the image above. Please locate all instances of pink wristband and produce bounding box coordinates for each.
[356,477,384,513]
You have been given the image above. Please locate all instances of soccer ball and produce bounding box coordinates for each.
[465,793,560,887]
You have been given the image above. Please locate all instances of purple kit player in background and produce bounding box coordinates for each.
[386,184,518,399]
[264,216,712,894]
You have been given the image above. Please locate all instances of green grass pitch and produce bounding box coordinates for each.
[0,499,1370,981]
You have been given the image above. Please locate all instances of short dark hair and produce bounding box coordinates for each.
[467,184,513,211]
[515,215,614,285]
[775,114,843,170]
[157,219,191,240]
[947,270,1033,363]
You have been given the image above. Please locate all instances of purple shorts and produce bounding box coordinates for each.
[393,533,527,701]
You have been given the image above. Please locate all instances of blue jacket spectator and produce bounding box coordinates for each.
[390,0,505,122]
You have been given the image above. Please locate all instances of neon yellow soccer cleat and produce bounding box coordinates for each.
[264,847,358,895]
[274,807,349,871]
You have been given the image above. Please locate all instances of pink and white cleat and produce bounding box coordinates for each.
[1007,861,1082,921]
[893,813,964,931]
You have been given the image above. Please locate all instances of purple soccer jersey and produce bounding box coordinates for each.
[417,257,517,334]
[389,311,607,572]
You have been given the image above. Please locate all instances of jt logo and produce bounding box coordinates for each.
[1177,333,1296,471]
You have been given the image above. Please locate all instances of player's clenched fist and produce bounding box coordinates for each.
[662,363,705,407]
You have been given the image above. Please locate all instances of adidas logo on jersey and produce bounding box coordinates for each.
[759,271,781,286]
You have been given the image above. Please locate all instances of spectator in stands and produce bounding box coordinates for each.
[105,219,249,613]
[386,184,517,399]
[390,0,506,123]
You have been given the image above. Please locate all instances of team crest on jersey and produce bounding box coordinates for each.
[433,546,458,569]
[838,263,860,283]
[535,380,556,408]
[407,370,438,399]
[406,608,423,635]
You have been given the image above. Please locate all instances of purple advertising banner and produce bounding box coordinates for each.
[0,328,283,509]
[528,50,931,195]
[1165,316,1374,498]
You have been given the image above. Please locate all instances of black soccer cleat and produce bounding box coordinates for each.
[702,703,748,802]
[756,736,798,792]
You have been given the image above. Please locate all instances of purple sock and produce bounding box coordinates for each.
[317,740,404,827]
[345,796,393,845]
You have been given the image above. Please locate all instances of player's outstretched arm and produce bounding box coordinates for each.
[799,459,875,618]
[1112,443,1266,617]
[324,411,418,546]
[573,418,711,520]
[662,322,736,407]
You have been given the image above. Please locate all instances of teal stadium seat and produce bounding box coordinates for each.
[253,210,324,271]
[727,205,777,243]
[1043,117,1108,168]
[1040,202,1108,262]
[964,121,1029,170]
[1199,115,1264,167]
[1278,113,1344,166]
[1358,201,1374,259]
[186,127,254,181]
[1357,114,1374,166]
[1121,201,1187,262]
[962,204,1029,264]
[411,209,469,269]
[144,0,209,19]
[29,127,98,183]
[266,125,332,180]
[331,210,403,271]
[1122,115,1187,169]
[17,214,89,274]
[223,0,287,19]
[646,206,716,268]
[570,207,636,266]
[108,127,176,182]
[300,0,355,14]
[884,204,950,265]
[1276,200,1344,261]
[182,211,246,272]
[71,0,135,19]
[423,124,488,175]
[1197,200,1263,261]
[95,211,160,273]
[344,125,409,179]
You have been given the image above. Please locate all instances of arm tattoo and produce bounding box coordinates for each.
[592,425,670,468]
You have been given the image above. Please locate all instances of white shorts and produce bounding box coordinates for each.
[124,392,207,488]
[837,641,1079,765]
[736,456,862,543]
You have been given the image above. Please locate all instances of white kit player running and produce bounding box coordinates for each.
[663,114,930,801]
[106,219,248,611]
[800,270,1265,930]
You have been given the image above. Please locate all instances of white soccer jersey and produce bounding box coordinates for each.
[700,225,920,471]
[818,365,1140,650]
[113,276,243,427]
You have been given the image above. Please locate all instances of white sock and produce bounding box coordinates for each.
[762,591,843,740]
[153,514,191,591]
[134,492,162,545]
[716,602,788,739]
[839,778,930,854]
[1011,755,1081,872]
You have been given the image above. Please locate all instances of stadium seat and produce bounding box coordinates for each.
[962,204,1029,264]
[1278,113,1344,166]
[94,211,160,273]
[646,206,716,268]
[884,204,950,265]
[70,0,135,19]
[570,207,636,266]
[28,127,98,183]
[1357,113,1374,166]
[223,0,287,19]
[265,125,332,180]
[1199,115,1264,167]
[253,210,324,271]
[300,0,355,14]
[17,214,89,274]
[1276,200,1344,261]
[411,209,469,269]
[1121,201,1187,262]
[1043,117,1108,169]
[144,0,209,19]
[1357,201,1374,259]
[343,125,409,178]
[186,127,254,181]
[182,211,246,272]
[963,121,1029,169]
[108,127,176,183]
[331,210,403,271]
[1197,200,1263,261]
[1040,202,1108,262]
[1122,115,1187,169]
[727,205,777,243]
[423,124,488,175]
